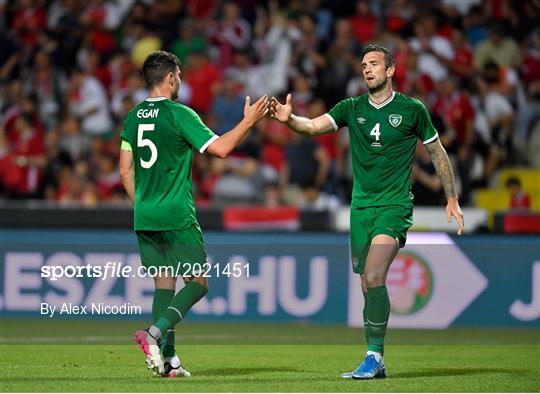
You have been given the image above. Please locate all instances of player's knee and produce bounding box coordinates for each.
[364,270,385,288]
[360,274,368,294]
[154,275,176,290]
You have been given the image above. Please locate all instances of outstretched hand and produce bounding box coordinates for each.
[270,93,292,123]
[243,95,269,126]
[446,197,464,235]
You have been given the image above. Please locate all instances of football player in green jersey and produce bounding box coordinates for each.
[270,44,464,379]
[120,51,268,376]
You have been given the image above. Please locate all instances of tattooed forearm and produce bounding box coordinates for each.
[425,139,458,200]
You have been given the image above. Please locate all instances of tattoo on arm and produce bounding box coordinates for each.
[425,139,458,200]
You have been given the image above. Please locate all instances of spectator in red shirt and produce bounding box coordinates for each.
[392,40,412,93]
[431,77,475,203]
[95,153,121,200]
[80,0,118,56]
[259,116,292,175]
[522,30,540,98]
[450,28,474,81]
[432,77,475,149]
[350,0,377,44]
[85,50,113,94]
[185,51,221,115]
[1,115,46,197]
[11,0,47,47]
[385,0,413,35]
[506,176,531,210]
[185,0,218,20]
[210,1,251,68]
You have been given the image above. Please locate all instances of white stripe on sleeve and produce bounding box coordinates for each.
[199,135,219,153]
[325,113,338,131]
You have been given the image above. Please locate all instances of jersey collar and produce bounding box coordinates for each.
[368,91,395,109]
[146,96,167,102]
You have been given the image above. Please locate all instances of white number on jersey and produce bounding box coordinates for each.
[137,124,158,169]
[370,123,381,142]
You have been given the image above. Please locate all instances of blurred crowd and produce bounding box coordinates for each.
[1,0,539,208]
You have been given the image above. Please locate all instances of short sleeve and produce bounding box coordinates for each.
[414,102,438,144]
[176,106,218,153]
[327,99,350,130]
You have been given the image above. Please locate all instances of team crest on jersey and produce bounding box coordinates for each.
[388,114,402,127]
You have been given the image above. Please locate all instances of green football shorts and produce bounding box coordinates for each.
[136,224,207,277]
[349,205,413,275]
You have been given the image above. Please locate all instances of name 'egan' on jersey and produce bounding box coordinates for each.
[327,91,438,209]
[120,97,218,231]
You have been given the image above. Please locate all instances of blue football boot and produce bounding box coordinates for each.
[340,354,386,379]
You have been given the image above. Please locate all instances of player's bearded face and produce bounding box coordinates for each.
[365,72,387,93]
[362,53,390,93]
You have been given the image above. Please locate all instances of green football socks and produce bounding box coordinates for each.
[162,330,176,358]
[152,289,174,322]
[363,291,369,345]
[365,285,390,354]
[152,289,176,357]
[154,281,208,337]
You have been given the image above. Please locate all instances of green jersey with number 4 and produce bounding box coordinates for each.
[120,97,217,230]
[327,91,438,209]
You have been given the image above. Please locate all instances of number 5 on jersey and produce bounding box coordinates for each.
[138,124,157,168]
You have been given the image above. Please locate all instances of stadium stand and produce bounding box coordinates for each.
[1,0,539,232]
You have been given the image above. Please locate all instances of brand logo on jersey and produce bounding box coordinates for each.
[387,252,434,315]
[352,256,359,268]
[356,117,366,125]
[388,114,402,127]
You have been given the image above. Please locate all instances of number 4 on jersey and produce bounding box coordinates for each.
[138,124,158,168]
[370,123,381,142]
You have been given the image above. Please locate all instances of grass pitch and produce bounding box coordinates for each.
[1,319,539,392]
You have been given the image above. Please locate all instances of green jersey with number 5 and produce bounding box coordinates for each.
[327,91,438,209]
[120,97,217,230]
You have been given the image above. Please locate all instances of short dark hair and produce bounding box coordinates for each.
[361,44,395,68]
[142,51,181,88]
[506,176,521,188]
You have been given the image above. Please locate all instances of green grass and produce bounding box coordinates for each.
[1,320,539,392]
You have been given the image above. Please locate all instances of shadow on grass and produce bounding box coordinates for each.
[2,366,309,385]
[392,367,527,379]
[195,365,308,377]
